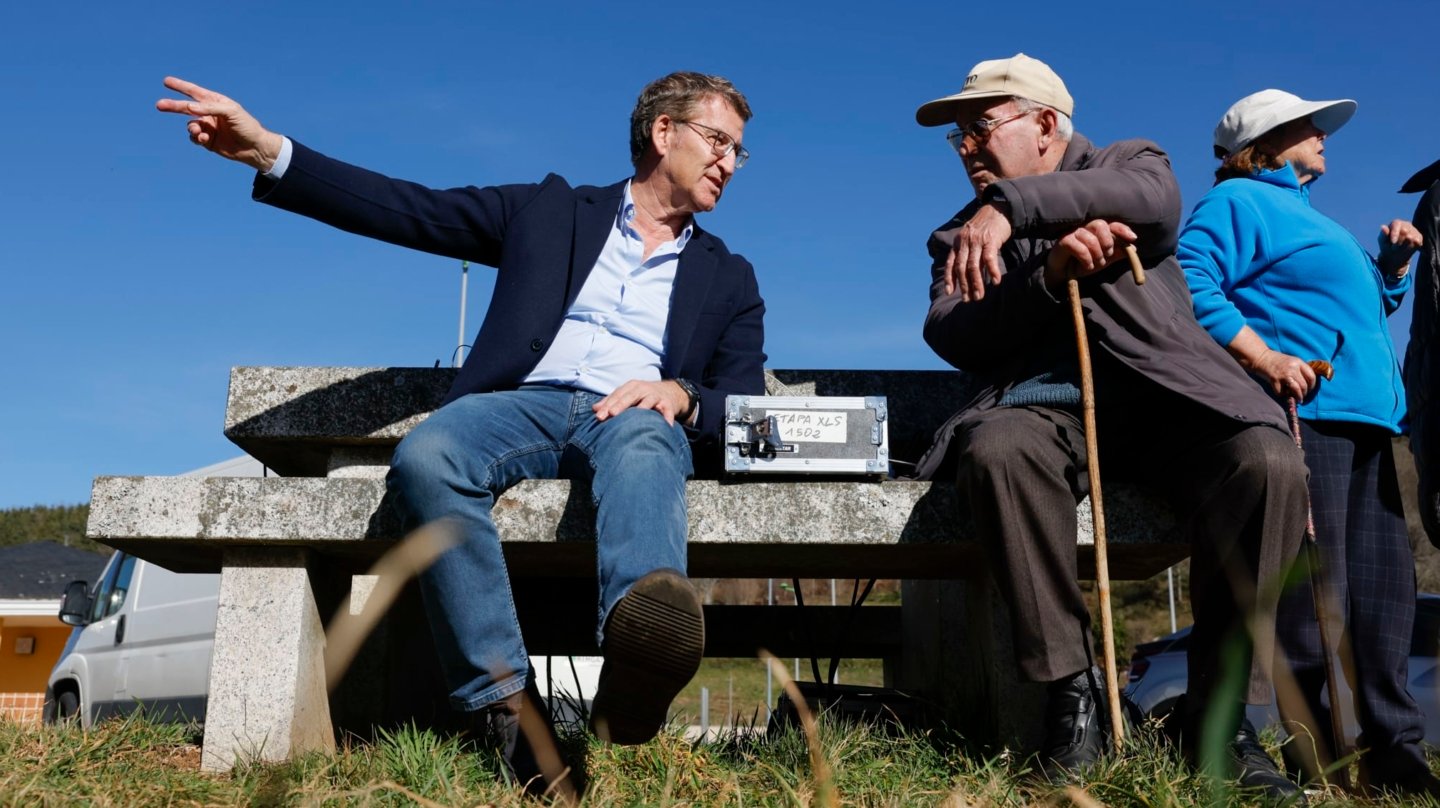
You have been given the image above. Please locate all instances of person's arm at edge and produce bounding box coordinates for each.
[1376,218,1421,314]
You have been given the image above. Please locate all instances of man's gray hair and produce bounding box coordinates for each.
[629,72,752,167]
[1015,97,1073,141]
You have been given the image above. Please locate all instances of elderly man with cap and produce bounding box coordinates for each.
[911,54,1309,797]
[1404,157,1440,549]
[1180,90,1429,797]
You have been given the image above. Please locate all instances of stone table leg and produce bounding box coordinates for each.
[201,547,335,771]
[899,577,1046,751]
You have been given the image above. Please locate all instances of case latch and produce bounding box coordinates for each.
[727,413,796,458]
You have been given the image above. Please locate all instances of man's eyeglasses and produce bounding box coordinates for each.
[679,120,749,169]
[945,110,1034,155]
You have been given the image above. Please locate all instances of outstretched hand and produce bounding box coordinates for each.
[156,77,284,172]
[1044,220,1138,292]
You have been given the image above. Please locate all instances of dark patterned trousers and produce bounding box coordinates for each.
[1276,419,1427,777]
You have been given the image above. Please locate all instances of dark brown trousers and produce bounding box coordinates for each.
[954,378,1308,706]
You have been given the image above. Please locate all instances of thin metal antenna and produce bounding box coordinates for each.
[455,261,469,368]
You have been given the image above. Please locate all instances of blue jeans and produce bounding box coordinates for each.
[387,385,693,712]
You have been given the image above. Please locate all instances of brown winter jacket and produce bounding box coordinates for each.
[913,133,1287,480]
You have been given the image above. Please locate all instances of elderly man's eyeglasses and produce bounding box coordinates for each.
[679,120,750,169]
[945,110,1034,155]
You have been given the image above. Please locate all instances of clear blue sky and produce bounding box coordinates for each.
[3,0,1435,508]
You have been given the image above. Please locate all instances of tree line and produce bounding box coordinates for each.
[0,504,105,553]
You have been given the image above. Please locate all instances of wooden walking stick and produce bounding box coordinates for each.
[1286,359,1353,788]
[1066,243,1146,752]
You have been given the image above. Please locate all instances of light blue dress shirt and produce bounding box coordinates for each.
[525,182,691,394]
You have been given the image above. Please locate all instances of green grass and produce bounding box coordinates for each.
[674,658,887,722]
[5,710,1440,806]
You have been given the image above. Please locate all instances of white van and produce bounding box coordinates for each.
[45,551,218,726]
[45,456,600,727]
[46,551,600,726]
[43,455,257,727]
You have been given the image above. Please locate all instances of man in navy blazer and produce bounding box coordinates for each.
[159,72,765,793]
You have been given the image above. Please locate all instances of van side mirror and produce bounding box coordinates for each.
[58,580,91,626]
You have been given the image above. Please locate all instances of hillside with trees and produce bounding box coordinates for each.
[0,504,102,553]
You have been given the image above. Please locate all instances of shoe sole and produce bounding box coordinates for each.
[591,569,704,745]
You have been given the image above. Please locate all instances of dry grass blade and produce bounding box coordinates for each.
[1061,784,1106,807]
[516,686,579,805]
[374,779,453,808]
[323,519,461,689]
[1271,627,1352,789]
[759,649,835,808]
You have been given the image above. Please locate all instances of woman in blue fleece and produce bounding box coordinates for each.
[1178,89,1427,796]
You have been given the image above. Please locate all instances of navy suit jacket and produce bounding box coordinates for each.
[253,141,767,437]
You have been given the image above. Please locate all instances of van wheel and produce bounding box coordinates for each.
[56,691,80,725]
[1148,696,1179,721]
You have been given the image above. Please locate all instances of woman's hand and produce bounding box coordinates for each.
[1227,326,1318,401]
[1250,348,1318,401]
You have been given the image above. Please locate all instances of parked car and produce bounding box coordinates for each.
[1125,594,1440,742]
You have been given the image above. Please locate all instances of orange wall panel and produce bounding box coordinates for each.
[0,620,71,693]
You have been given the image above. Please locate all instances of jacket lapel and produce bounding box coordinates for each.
[567,180,627,309]
[663,230,718,376]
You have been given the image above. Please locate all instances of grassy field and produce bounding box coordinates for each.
[4,708,1438,807]
[675,658,886,724]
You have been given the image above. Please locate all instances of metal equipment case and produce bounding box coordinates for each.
[723,395,889,475]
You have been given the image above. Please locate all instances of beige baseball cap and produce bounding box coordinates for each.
[1213,89,1356,156]
[915,53,1074,127]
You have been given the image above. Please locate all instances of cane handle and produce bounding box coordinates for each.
[1124,244,1145,285]
[1307,359,1334,381]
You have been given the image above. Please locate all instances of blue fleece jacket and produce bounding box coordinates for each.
[1178,164,1410,432]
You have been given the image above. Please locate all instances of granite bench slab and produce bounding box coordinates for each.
[89,475,1184,581]
[88,365,1191,770]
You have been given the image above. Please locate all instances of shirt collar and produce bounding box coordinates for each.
[619,181,693,251]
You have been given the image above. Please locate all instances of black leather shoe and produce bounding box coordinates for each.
[1230,718,1304,804]
[1037,667,1109,781]
[591,568,705,745]
[1360,745,1440,800]
[1365,767,1440,799]
[481,681,585,800]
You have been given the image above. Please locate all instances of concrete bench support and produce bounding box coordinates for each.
[201,548,335,771]
[900,577,1048,749]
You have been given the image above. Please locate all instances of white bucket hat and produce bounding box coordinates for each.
[1213,89,1356,155]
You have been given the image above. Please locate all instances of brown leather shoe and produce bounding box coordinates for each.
[590,568,705,745]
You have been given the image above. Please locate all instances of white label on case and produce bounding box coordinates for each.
[769,411,847,443]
